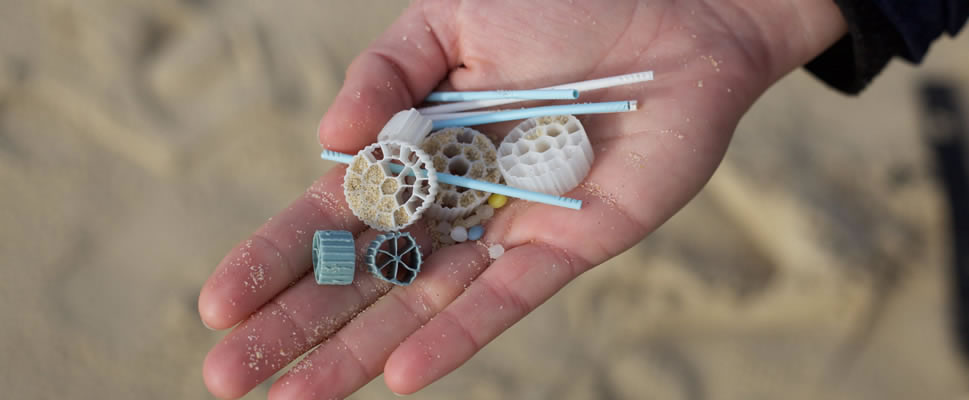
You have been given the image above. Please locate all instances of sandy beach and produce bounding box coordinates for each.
[1,1,968,398]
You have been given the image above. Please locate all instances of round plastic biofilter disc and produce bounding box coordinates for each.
[343,141,438,231]
[365,231,423,286]
[419,127,501,221]
[497,115,594,196]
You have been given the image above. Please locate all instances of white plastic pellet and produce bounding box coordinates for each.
[435,221,452,234]
[475,204,495,219]
[488,244,505,259]
[450,226,469,242]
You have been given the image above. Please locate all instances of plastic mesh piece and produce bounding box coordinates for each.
[497,115,594,196]
[377,109,433,145]
[419,127,500,220]
[344,141,438,231]
[312,230,355,285]
[365,231,422,286]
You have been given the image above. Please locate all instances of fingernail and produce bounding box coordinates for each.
[392,392,408,397]
[201,318,216,331]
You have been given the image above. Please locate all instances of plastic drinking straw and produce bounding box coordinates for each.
[425,89,579,102]
[320,150,583,210]
[424,110,491,121]
[418,70,653,115]
[430,100,636,130]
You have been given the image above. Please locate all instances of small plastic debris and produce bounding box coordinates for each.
[462,214,483,228]
[450,226,468,242]
[435,220,452,234]
[312,230,356,285]
[420,127,500,220]
[488,194,508,209]
[497,115,594,196]
[343,141,438,231]
[365,231,423,286]
[475,204,495,219]
[467,225,484,241]
[376,108,433,145]
[488,244,505,259]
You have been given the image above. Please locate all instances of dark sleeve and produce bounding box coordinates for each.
[805,0,968,94]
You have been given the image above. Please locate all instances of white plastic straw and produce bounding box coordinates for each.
[418,70,653,115]
[426,89,578,102]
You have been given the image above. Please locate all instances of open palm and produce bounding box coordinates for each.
[199,0,844,398]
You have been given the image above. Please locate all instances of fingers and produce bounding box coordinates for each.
[198,167,364,330]
[383,242,586,394]
[318,1,458,152]
[267,242,490,399]
[202,224,432,399]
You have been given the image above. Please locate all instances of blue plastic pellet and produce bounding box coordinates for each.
[467,225,484,241]
[312,230,356,285]
[365,231,422,286]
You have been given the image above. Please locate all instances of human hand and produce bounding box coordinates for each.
[199,1,846,398]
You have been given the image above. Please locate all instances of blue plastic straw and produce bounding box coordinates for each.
[431,101,636,129]
[320,150,582,210]
[426,89,579,102]
[419,70,653,115]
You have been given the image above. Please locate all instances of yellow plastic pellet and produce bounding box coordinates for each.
[487,194,508,209]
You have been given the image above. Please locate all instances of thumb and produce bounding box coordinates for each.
[318,2,458,153]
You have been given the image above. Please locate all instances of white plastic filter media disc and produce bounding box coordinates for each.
[343,141,438,231]
[419,127,501,220]
[497,115,594,196]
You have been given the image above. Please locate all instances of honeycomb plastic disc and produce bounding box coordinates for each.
[420,127,501,220]
[497,115,594,196]
[343,141,438,231]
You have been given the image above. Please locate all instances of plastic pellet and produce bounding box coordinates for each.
[450,226,468,242]
[488,244,505,259]
[463,214,483,228]
[435,221,452,234]
[475,204,495,219]
[488,194,508,209]
[467,225,484,241]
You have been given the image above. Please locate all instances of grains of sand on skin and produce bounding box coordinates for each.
[245,342,268,371]
[581,182,618,208]
[244,263,268,292]
[700,55,722,72]
[627,152,648,168]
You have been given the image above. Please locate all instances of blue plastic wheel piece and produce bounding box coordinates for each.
[312,230,356,285]
[365,231,423,286]
[467,225,484,241]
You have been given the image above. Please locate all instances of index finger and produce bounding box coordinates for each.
[200,0,459,330]
[198,168,363,329]
[317,0,458,152]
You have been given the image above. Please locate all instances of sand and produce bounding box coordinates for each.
[1,0,968,398]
